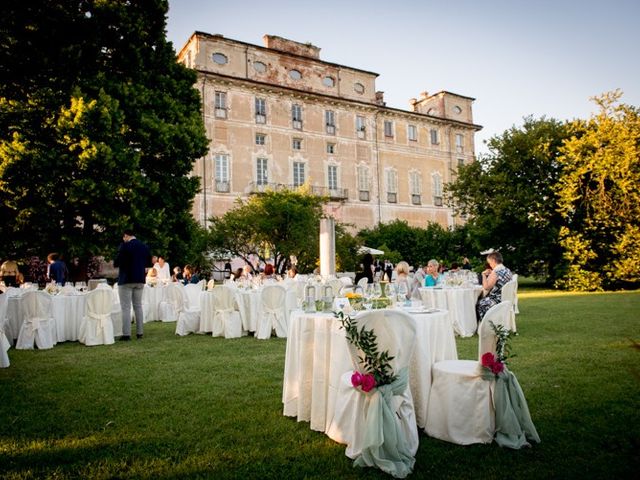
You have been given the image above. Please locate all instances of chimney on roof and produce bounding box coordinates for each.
[263,35,320,59]
[375,91,386,106]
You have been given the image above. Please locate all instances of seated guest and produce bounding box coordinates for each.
[172,266,183,282]
[1,259,21,287]
[146,266,158,285]
[182,265,200,285]
[461,257,472,270]
[241,265,253,280]
[423,259,443,287]
[287,266,298,279]
[448,262,460,273]
[411,264,428,299]
[476,251,513,321]
[394,261,411,300]
[232,267,244,281]
[154,256,171,281]
[47,252,68,285]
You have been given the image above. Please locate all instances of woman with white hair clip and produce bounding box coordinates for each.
[476,251,513,320]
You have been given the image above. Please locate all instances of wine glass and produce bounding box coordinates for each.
[397,282,408,305]
[363,284,375,310]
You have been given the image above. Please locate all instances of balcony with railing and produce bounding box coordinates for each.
[247,182,348,200]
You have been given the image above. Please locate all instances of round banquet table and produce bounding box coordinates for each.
[419,286,482,337]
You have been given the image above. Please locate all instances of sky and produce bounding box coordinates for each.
[166,0,640,156]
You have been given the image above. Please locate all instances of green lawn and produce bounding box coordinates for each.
[1,289,639,479]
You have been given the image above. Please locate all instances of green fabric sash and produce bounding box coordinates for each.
[353,367,415,478]
[494,368,541,449]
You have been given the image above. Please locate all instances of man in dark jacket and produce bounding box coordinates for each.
[114,229,152,340]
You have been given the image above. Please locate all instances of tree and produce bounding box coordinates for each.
[446,117,570,282]
[555,90,640,290]
[0,1,208,276]
[207,188,327,274]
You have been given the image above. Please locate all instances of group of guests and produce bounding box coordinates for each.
[231,263,297,283]
[354,250,513,322]
[145,256,200,285]
[1,253,70,288]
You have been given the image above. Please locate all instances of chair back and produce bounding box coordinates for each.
[501,279,516,305]
[5,287,22,297]
[86,288,114,317]
[261,284,286,310]
[326,279,344,297]
[22,290,52,320]
[184,284,202,309]
[357,277,369,288]
[0,293,7,330]
[339,276,353,286]
[165,283,185,312]
[212,285,237,311]
[207,279,216,290]
[197,279,206,290]
[477,301,512,361]
[351,309,417,373]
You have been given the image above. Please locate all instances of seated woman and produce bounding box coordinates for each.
[476,251,513,321]
[146,266,158,285]
[1,259,21,287]
[394,261,412,300]
[262,263,277,283]
[423,259,443,287]
[172,266,183,283]
[182,265,200,285]
[286,266,298,279]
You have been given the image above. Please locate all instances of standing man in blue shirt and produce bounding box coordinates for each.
[114,229,152,341]
[47,252,68,285]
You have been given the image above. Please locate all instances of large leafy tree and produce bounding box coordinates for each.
[0,0,208,275]
[208,188,327,274]
[446,117,570,282]
[555,91,640,290]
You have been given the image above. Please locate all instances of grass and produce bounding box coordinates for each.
[1,288,639,479]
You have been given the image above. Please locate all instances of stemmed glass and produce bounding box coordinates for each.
[363,284,375,310]
[396,282,408,305]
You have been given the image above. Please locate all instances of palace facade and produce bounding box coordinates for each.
[177,32,481,230]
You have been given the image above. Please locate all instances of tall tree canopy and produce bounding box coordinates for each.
[555,90,640,290]
[208,188,327,274]
[446,117,570,282]
[0,0,208,271]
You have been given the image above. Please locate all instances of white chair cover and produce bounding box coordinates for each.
[0,294,10,367]
[211,285,242,338]
[326,279,344,298]
[184,284,202,310]
[500,280,518,332]
[425,301,512,445]
[158,283,183,322]
[16,290,57,350]
[326,309,418,478]
[357,277,369,288]
[207,279,216,290]
[512,274,520,313]
[256,285,287,340]
[78,288,115,346]
[170,283,200,336]
[111,285,123,337]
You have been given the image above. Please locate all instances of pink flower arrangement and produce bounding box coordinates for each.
[481,352,505,376]
[351,371,377,392]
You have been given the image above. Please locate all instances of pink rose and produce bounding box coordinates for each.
[361,374,377,392]
[351,371,363,388]
[491,361,505,375]
[481,352,496,368]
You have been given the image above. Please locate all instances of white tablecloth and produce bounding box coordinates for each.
[233,285,297,333]
[143,284,168,322]
[419,287,482,337]
[6,292,87,342]
[282,307,457,430]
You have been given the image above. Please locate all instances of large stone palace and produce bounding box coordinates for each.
[177,32,481,230]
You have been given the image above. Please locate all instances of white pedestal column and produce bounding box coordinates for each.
[320,218,336,279]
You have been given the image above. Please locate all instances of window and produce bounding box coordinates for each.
[325,110,335,134]
[212,52,228,65]
[328,165,338,190]
[357,166,369,201]
[408,124,417,142]
[292,138,302,150]
[255,97,266,124]
[253,61,267,73]
[293,161,305,186]
[354,82,365,94]
[323,76,335,87]
[292,104,303,129]
[432,172,443,206]
[386,169,398,203]
[455,133,464,153]
[458,158,465,167]
[430,128,439,145]
[327,143,336,154]
[384,120,394,137]
[289,69,302,80]
[255,134,265,145]
[214,92,227,119]
[215,154,230,192]
[356,115,366,139]
[256,158,268,186]
[410,171,422,205]
[453,105,463,114]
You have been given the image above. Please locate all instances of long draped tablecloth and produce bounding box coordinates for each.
[419,287,482,337]
[282,307,457,430]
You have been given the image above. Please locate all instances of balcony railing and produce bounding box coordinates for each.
[359,190,370,201]
[433,196,443,206]
[247,182,348,200]
[387,192,397,203]
[215,181,230,193]
[411,194,421,205]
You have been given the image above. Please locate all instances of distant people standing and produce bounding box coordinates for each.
[114,229,152,340]
[383,259,394,282]
[47,253,68,285]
